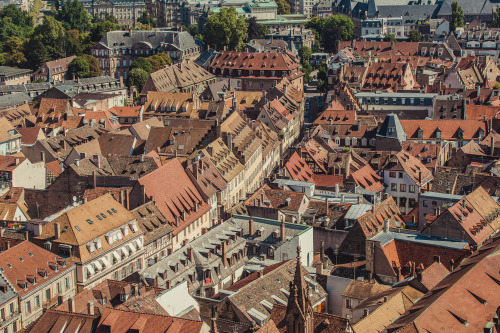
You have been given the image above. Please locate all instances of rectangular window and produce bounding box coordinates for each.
[65,277,70,289]
[9,303,14,315]
[26,301,31,313]
[400,184,406,192]
[46,288,51,301]
[35,296,40,308]
[423,200,428,207]
[121,267,126,279]
[399,172,403,178]
[389,171,396,178]
[409,185,415,193]
[1,308,4,321]
[391,183,397,191]
[345,298,352,309]
[137,259,142,270]
[56,282,61,294]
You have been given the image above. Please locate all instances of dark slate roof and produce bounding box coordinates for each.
[437,0,494,16]
[376,113,407,143]
[99,30,197,51]
[0,93,31,109]
[195,49,219,68]
[0,66,31,77]
[376,4,439,19]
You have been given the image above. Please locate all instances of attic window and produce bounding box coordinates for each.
[97,215,102,221]
[75,226,81,231]
[111,208,117,213]
[86,219,93,224]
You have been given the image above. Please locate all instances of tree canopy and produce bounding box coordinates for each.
[450,1,464,32]
[246,17,269,41]
[383,32,397,42]
[493,6,500,28]
[203,7,248,51]
[127,68,149,91]
[321,15,354,53]
[68,56,90,78]
[276,0,291,15]
[408,30,421,42]
[131,57,152,74]
[56,0,91,31]
[298,46,312,65]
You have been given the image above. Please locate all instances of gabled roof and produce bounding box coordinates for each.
[138,158,210,236]
[0,117,21,144]
[387,233,500,333]
[348,164,385,192]
[377,113,406,143]
[285,152,314,183]
[0,241,74,296]
[387,151,433,187]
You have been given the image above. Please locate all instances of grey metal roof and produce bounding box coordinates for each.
[100,30,197,51]
[437,0,494,16]
[0,66,31,77]
[356,92,438,98]
[419,191,464,201]
[0,93,31,109]
[273,179,315,188]
[0,274,17,305]
[377,113,407,143]
[370,229,470,249]
[344,204,372,220]
[375,4,439,18]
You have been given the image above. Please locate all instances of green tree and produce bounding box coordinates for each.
[298,46,312,65]
[321,15,354,53]
[82,54,100,77]
[156,52,172,65]
[127,67,149,91]
[103,13,118,24]
[450,1,464,32]
[246,17,267,41]
[493,6,500,28]
[68,55,90,78]
[276,0,290,15]
[407,30,421,42]
[25,16,66,69]
[383,32,397,42]
[138,11,157,27]
[305,17,326,47]
[0,5,34,44]
[3,36,26,67]
[66,29,83,56]
[131,57,152,73]
[494,82,500,90]
[203,7,248,51]
[4,36,24,54]
[301,62,313,84]
[317,63,328,92]
[90,20,117,43]
[56,0,91,31]
[184,24,198,36]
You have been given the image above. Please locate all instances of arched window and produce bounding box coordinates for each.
[361,138,367,146]
[117,60,121,68]
[345,137,351,146]
[352,137,358,146]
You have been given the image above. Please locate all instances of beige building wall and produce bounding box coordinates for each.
[0,296,21,333]
[245,145,263,194]
[20,266,76,328]
[171,209,211,251]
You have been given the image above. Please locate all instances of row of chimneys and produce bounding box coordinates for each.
[248,216,286,241]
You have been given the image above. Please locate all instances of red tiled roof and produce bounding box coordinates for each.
[108,106,141,118]
[402,142,441,169]
[0,241,74,296]
[400,119,486,141]
[138,158,210,236]
[339,41,419,58]
[211,51,301,73]
[285,152,314,182]
[45,160,61,177]
[349,164,385,192]
[311,174,343,187]
[464,104,500,120]
[16,127,42,145]
[0,155,25,172]
[391,151,434,187]
[245,184,306,212]
[313,109,356,125]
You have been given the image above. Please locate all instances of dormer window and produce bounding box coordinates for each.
[121,225,129,237]
[436,129,441,140]
[417,128,423,140]
[129,221,138,233]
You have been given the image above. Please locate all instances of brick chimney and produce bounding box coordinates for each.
[68,297,75,312]
[325,197,329,215]
[87,301,94,315]
[55,222,61,240]
[280,218,285,241]
[249,216,254,237]
[222,241,227,268]
[187,247,193,262]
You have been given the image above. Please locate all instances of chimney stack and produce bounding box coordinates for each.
[24,231,29,241]
[187,247,193,262]
[383,219,390,233]
[491,136,495,156]
[433,255,441,263]
[320,240,325,262]
[249,216,254,236]
[280,218,285,242]
[222,241,227,268]
[87,301,95,315]
[325,198,329,215]
[68,297,75,312]
[449,259,454,271]
[258,270,264,278]
[54,222,61,240]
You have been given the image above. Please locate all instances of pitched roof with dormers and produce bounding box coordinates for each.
[138,158,210,236]
[35,194,141,263]
[185,156,227,200]
[245,184,307,213]
[0,240,74,297]
[220,111,262,164]
[338,41,419,59]
[348,164,385,192]
[385,151,433,187]
[386,233,500,333]
[285,152,314,182]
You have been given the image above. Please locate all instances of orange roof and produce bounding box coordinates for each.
[108,106,141,118]
[349,164,385,192]
[285,152,313,182]
[313,109,356,125]
[464,104,500,120]
[400,119,486,141]
[138,158,210,236]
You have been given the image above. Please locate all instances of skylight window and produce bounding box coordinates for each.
[97,215,102,220]
[86,219,93,224]
[19,257,23,262]
[101,213,106,218]
[75,226,81,231]
[111,208,117,213]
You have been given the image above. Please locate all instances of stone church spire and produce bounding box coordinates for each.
[285,246,314,333]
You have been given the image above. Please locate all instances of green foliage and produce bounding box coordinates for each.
[131,57,152,74]
[298,46,312,65]
[146,53,171,72]
[0,5,33,44]
[317,63,328,92]
[301,62,312,84]
[305,17,326,46]
[0,53,5,65]
[450,1,464,32]
[127,67,149,91]
[68,56,90,78]
[56,0,91,31]
[407,30,421,42]
[90,20,117,43]
[321,15,354,53]
[3,36,25,66]
[184,24,198,36]
[82,54,100,77]
[33,77,46,83]
[25,16,66,69]
[66,29,84,56]
[29,0,42,24]
[156,52,172,65]
[276,0,290,15]
[138,11,156,28]
[203,7,248,51]
[493,6,500,28]
[246,17,267,41]
[494,82,500,90]
[383,33,397,42]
